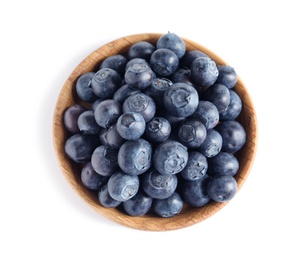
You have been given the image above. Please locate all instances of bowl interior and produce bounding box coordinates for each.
[53,33,258,231]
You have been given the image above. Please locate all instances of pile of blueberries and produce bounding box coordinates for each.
[63,33,247,218]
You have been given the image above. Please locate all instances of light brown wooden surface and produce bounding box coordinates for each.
[53,33,258,231]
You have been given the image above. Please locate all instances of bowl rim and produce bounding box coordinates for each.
[53,33,258,231]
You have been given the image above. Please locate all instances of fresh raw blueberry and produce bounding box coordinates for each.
[92,97,104,111]
[153,140,188,175]
[75,72,98,102]
[150,48,179,77]
[63,104,86,133]
[163,82,199,117]
[178,118,207,148]
[180,175,211,207]
[123,93,156,122]
[145,117,171,142]
[91,68,121,99]
[107,171,140,202]
[156,32,186,59]
[170,67,194,86]
[164,112,186,128]
[203,83,231,113]
[123,190,153,216]
[118,138,152,175]
[143,77,172,108]
[179,151,208,181]
[105,124,125,149]
[208,152,239,177]
[91,145,119,176]
[99,54,128,77]
[94,99,122,128]
[191,57,219,88]
[215,120,246,153]
[125,58,149,71]
[81,162,108,190]
[153,192,183,218]
[219,90,242,121]
[77,110,101,135]
[198,129,223,158]
[124,62,155,90]
[116,112,146,140]
[142,169,178,199]
[216,65,237,89]
[99,128,108,145]
[207,175,237,202]
[64,133,99,163]
[128,41,156,61]
[180,50,208,68]
[98,184,121,208]
[113,84,141,104]
[192,100,219,129]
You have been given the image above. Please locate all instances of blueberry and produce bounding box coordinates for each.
[142,169,178,199]
[145,117,171,143]
[191,57,219,88]
[170,67,194,86]
[91,68,121,99]
[180,175,211,207]
[153,140,188,175]
[99,54,128,77]
[216,65,237,89]
[207,175,237,202]
[124,62,155,90]
[219,90,242,121]
[208,152,239,177]
[180,50,208,68]
[105,124,125,149]
[77,110,101,135]
[112,84,141,104]
[81,162,108,190]
[94,99,122,128]
[198,129,223,158]
[156,32,186,59]
[125,58,149,71]
[123,93,156,122]
[215,120,246,153]
[64,133,99,163]
[192,100,219,129]
[153,192,183,218]
[75,72,98,102]
[178,118,207,148]
[179,151,208,181]
[143,77,173,108]
[107,171,140,202]
[150,48,179,77]
[116,112,146,140]
[91,145,119,177]
[163,82,199,117]
[63,104,86,133]
[203,83,231,113]
[118,138,152,175]
[128,41,156,61]
[98,184,121,208]
[123,191,153,216]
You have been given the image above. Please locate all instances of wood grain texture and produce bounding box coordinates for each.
[53,33,258,231]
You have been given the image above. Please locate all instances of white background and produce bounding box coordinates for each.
[1,0,304,259]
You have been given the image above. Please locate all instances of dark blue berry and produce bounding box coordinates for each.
[76,72,98,102]
[94,99,122,128]
[123,191,153,216]
[77,110,101,134]
[208,152,239,177]
[156,32,186,59]
[215,120,246,153]
[198,129,223,158]
[81,162,108,190]
[153,192,183,218]
[219,90,242,121]
[207,175,237,202]
[128,41,156,61]
[98,184,121,208]
[153,140,188,175]
[64,104,86,133]
[163,82,199,117]
[192,100,219,129]
[203,83,231,113]
[118,138,152,175]
[150,48,179,77]
[216,65,237,89]
[145,117,171,142]
[116,112,146,140]
[107,171,140,202]
[124,63,155,90]
[99,54,128,77]
[191,57,219,87]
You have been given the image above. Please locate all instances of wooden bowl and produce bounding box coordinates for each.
[53,33,258,231]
